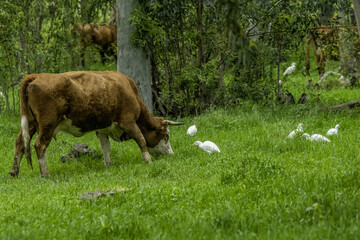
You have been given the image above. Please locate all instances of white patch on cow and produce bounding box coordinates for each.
[54,117,84,137]
[54,117,124,141]
[97,122,124,142]
[38,151,49,176]
[148,126,174,155]
[21,116,30,147]
[148,138,174,156]
[38,151,47,165]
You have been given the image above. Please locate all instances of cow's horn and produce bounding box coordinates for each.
[164,120,185,125]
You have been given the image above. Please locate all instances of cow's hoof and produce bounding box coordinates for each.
[9,170,19,177]
[142,152,152,163]
[40,169,50,177]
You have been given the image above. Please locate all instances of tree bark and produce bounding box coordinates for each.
[338,2,359,76]
[196,0,204,67]
[353,0,360,36]
[116,0,153,113]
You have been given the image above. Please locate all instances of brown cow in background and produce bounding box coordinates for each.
[71,23,117,66]
[305,25,338,77]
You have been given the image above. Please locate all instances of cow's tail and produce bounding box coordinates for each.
[20,75,36,169]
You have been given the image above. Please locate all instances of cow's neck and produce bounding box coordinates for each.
[137,104,159,131]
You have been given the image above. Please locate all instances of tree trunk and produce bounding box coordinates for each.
[196,0,204,67]
[304,34,311,76]
[116,0,153,113]
[338,4,359,76]
[276,43,281,99]
[353,0,360,36]
[1,82,10,114]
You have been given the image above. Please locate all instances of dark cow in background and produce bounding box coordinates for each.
[10,71,183,177]
[71,23,117,65]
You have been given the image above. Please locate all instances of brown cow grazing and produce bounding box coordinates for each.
[71,23,117,65]
[10,71,183,177]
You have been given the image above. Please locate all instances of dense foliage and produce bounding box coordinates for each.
[0,0,357,116]
[131,0,356,116]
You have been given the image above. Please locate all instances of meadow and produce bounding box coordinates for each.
[0,56,360,239]
[1,87,360,239]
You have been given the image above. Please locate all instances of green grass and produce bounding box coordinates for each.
[1,98,360,239]
[1,55,359,239]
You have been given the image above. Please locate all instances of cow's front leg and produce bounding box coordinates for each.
[121,123,152,163]
[96,132,112,166]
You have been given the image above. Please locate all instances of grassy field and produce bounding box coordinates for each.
[1,92,360,239]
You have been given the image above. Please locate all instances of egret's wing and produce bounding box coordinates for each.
[204,141,220,152]
[187,126,197,136]
[312,134,330,142]
[326,128,336,135]
[284,67,290,75]
[287,130,295,138]
[284,66,295,75]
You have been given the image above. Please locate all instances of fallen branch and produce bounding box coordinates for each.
[328,100,360,110]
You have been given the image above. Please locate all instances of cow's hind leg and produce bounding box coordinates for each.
[10,125,36,177]
[10,132,25,177]
[34,127,54,177]
[96,132,112,166]
[121,122,152,163]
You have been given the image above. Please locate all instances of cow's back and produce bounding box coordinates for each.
[24,71,142,133]
[25,71,136,102]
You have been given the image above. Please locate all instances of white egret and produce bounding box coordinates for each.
[301,133,331,142]
[187,125,197,136]
[193,141,220,155]
[338,75,345,83]
[288,123,306,138]
[283,62,296,75]
[326,124,339,136]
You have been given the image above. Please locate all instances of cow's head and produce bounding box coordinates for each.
[145,118,184,156]
[71,22,83,37]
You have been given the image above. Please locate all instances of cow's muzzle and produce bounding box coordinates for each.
[148,139,174,156]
